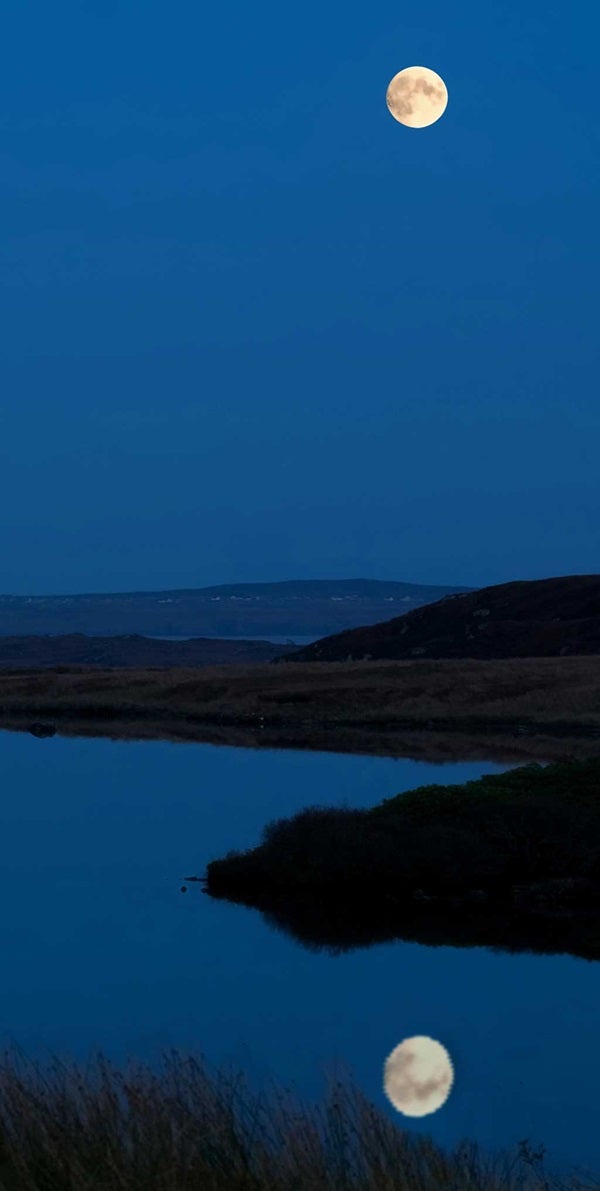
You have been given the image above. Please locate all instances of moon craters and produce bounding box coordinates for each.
[386,67,448,128]
[383,1035,454,1117]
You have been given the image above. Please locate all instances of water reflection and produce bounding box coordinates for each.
[0,730,598,1174]
[204,882,600,961]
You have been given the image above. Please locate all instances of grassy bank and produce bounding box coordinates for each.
[0,1049,593,1190]
[5,712,600,764]
[204,758,600,914]
[1,656,600,762]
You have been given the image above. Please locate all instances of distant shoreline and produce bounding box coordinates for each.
[0,578,474,639]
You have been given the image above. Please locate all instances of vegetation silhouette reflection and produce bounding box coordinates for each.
[204,758,600,960]
[204,881,600,960]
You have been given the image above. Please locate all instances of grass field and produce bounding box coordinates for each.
[0,1049,594,1190]
[1,656,600,761]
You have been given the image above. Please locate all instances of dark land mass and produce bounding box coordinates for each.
[2,656,600,763]
[204,758,600,962]
[205,880,600,962]
[0,578,475,638]
[0,633,292,669]
[280,573,600,662]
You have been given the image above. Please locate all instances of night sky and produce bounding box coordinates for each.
[1,0,598,593]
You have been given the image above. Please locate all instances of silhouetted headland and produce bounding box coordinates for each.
[204,758,600,961]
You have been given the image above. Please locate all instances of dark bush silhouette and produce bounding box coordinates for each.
[205,758,600,903]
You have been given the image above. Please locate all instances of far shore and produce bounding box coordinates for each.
[1,655,600,761]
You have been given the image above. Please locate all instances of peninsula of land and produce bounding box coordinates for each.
[203,757,600,962]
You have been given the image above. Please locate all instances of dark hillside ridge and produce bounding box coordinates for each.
[0,634,291,669]
[279,574,600,662]
[0,579,475,638]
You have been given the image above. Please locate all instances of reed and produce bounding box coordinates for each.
[0,1050,594,1190]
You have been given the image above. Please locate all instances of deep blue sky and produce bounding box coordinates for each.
[1,0,598,593]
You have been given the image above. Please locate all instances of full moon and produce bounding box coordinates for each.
[383,1036,454,1117]
[386,66,448,128]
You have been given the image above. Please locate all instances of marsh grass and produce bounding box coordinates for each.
[0,657,600,734]
[0,1050,594,1191]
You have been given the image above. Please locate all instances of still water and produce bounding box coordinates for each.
[0,731,597,1176]
[150,634,319,644]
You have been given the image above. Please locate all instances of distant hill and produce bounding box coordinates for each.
[0,634,292,669]
[280,575,600,662]
[0,579,476,639]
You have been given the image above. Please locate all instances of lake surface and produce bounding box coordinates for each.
[0,730,597,1178]
[150,633,319,644]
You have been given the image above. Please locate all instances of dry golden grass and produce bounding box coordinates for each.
[1,656,600,764]
[0,656,599,726]
[0,1049,594,1190]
